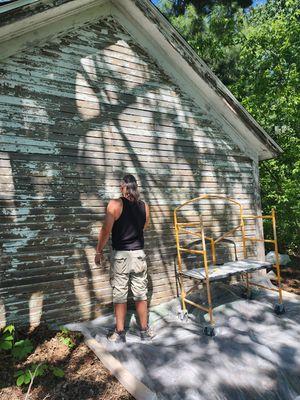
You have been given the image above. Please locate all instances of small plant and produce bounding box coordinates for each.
[15,364,46,386]
[12,339,34,360]
[51,366,65,378]
[15,363,65,387]
[0,325,34,360]
[0,325,15,350]
[58,326,76,349]
[1,324,65,400]
[15,363,64,400]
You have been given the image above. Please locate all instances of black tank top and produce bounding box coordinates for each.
[111,197,146,250]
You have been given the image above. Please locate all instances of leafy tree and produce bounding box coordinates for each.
[157,0,253,17]
[156,0,300,253]
[231,0,300,253]
[157,0,246,85]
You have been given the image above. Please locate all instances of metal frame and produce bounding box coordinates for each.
[174,194,283,328]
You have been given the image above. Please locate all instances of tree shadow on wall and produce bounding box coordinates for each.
[0,15,259,332]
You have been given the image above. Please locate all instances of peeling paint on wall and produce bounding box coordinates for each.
[3,228,39,254]
[0,15,260,327]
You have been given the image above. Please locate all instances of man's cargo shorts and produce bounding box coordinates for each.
[110,249,148,304]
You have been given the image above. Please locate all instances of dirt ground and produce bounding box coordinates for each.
[0,325,134,400]
[272,255,300,295]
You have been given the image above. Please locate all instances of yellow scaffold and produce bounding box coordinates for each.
[173,194,285,336]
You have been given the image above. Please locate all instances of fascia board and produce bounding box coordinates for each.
[0,0,40,15]
[0,0,110,56]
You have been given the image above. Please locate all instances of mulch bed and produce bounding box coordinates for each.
[0,325,134,400]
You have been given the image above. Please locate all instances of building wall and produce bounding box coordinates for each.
[0,16,260,327]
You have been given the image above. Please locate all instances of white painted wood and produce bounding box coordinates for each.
[0,0,282,159]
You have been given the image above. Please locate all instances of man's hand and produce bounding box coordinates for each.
[94,251,104,265]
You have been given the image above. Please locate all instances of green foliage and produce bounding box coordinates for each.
[157,0,253,18]
[158,0,300,253]
[1,325,65,392]
[1,325,34,360]
[15,369,32,386]
[230,0,300,252]
[14,363,64,387]
[58,326,76,349]
[158,0,245,85]
[14,364,47,386]
[0,325,15,350]
[51,366,65,378]
[11,339,34,360]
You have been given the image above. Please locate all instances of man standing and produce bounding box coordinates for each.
[94,174,154,342]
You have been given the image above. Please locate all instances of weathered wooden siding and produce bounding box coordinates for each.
[0,16,260,327]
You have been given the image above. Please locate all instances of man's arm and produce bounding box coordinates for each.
[96,200,119,254]
[144,203,150,230]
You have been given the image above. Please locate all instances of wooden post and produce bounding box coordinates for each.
[252,159,265,261]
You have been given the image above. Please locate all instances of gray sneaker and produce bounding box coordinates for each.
[107,328,126,343]
[140,325,155,341]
